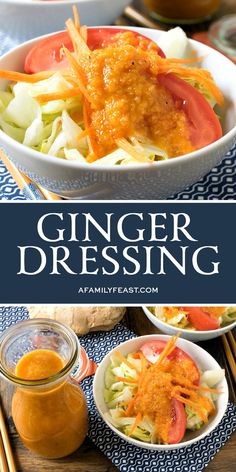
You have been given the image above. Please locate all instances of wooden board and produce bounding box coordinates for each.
[1,307,235,472]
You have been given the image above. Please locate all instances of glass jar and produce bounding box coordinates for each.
[0,319,88,459]
[144,0,220,24]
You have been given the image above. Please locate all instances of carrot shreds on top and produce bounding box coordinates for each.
[66,18,90,60]
[167,55,207,65]
[172,379,222,394]
[138,355,149,387]
[73,5,80,30]
[63,47,92,104]
[0,70,54,83]
[80,26,88,45]
[128,412,143,436]
[172,393,208,423]
[77,128,89,141]
[35,87,82,104]
[131,352,142,360]
[83,99,100,160]
[157,62,224,106]
[124,398,136,417]
[116,376,139,385]
[114,351,140,374]
[156,333,181,366]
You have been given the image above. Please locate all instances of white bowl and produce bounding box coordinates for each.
[0,1,131,40]
[0,27,236,199]
[93,334,228,450]
[143,306,236,341]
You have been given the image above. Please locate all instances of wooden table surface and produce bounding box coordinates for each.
[1,308,235,472]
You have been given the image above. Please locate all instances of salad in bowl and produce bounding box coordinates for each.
[0,8,224,166]
[143,306,236,341]
[93,334,228,449]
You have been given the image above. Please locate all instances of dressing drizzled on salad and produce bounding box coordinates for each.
[0,8,223,165]
[104,335,224,444]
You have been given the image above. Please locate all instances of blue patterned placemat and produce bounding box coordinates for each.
[1,307,236,472]
[0,31,236,200]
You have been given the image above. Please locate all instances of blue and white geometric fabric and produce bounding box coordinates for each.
[1,308,236,472]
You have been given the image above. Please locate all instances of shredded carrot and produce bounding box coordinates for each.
[116,376,138,384]
[125,398,136,417]
[129,412,142,436]
[131,352,142,359]
[63,48,93,104]
[70,109,84,124]
[158,62,224,106]
[172,393,208,423]
[114,351,140,374]
[156,333,180,366]
[80,26,88,45]
[0,70,54,83]
[77,129,89,141]
[66,18,90,60]
[172,379,222,394]
[191,385,222,394]
[35,87,81,103]
[73,5,80,30]
[138,354,148,387]
[167,56,206,65]
[83,99,100,159]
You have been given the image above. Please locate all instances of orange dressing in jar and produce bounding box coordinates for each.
[12,349,88,459]
[144,0,220,23]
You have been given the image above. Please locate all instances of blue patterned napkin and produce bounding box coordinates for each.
[0,307,235,472]
[0,29,236,200]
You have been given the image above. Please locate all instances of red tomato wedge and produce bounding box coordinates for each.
[183,307,220,331]
[140,340,200,385]
[158,73,222,149]
[24,28,165,74]
[168,398,187,444]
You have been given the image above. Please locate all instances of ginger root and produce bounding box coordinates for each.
[28,306,126,334]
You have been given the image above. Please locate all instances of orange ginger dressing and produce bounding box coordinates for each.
[85,32,193,159]
[12,349,88,459]
[133,352,202,443]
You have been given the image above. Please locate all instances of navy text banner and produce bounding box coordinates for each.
[0,201,234,304]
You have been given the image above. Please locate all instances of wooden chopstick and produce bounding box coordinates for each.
[227,331,236,358]
[123,5,167,30]
[222,334,236,383]
[0,433,9,472]
[0,149,61,201]
[0,402,17,472]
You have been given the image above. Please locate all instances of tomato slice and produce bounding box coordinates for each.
[183,307,220,331]
[24,28,165,74]
[140,340,200,385]
[158,73,222,149]
[168,398,187,444]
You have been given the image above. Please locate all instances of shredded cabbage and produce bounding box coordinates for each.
[0,23,222,165]
[0,72,169,165]
[221,307,236,326]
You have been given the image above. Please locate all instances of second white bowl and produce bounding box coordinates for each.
[143,306,236,341]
